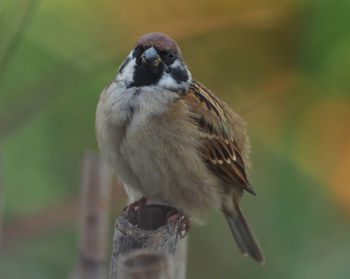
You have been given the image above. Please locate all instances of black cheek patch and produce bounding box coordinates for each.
[118,57,131,74]
[169,67,188,83]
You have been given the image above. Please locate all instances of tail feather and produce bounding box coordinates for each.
[223,203,264,264]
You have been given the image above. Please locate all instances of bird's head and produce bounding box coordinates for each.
[116,33,191,92]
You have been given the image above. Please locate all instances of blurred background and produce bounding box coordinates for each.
[1,0,350,278]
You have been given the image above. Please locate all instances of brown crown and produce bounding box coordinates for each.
[137,33,183,59]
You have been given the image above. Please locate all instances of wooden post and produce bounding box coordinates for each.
[109,205,188,279]
[118,250,174,279]
[73,152,112,279]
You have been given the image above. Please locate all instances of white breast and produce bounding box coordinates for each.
[96,82,181,196]
[96,81,221,222]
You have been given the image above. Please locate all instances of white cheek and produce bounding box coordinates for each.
[116,56,136,84]
[157,68,192,91]
[171,60,182,68]
[157,73,179,89]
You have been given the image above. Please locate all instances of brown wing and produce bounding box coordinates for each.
[183,80,255,195]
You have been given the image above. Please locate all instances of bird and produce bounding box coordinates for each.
[96,32,264,263]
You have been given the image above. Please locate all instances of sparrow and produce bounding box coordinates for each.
[96,32,264,263]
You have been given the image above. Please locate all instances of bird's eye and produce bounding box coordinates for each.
[168,52,175,60]
[163,51,176,65]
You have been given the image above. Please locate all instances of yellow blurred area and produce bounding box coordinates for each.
[297,98,350,208]
[104,0,293,45]
[331,139,350,210]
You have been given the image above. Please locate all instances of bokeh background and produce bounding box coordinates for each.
[1,0,350,278]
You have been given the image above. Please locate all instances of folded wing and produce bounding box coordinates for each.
[183,80,255,194]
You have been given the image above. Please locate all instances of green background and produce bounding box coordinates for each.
[1,0,350,278]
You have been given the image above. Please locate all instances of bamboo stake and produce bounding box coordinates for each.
[73,152,112,279]
[118,250,173,279]
[109,205,187,279]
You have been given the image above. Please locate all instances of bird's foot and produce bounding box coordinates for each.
[167,210,191,239]
[123,197,148,213]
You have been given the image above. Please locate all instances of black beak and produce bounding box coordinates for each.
[141,47,161,67]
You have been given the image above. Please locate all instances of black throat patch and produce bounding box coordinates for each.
[128,62,164,88]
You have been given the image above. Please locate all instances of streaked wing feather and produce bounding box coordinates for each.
[184,80,255,195]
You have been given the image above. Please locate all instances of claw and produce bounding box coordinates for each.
[123,197,148,213]
[167,210,191,238]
